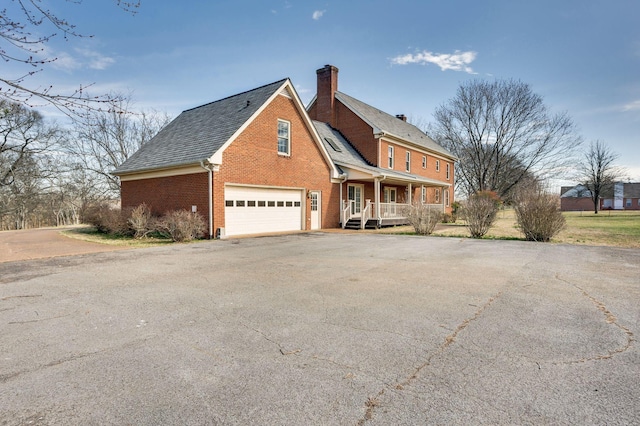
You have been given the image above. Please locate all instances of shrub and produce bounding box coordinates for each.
[158,210,206,242]
[84,203,129,235]
[463,191,501,238]
[514,190,566,242]
[450,201,461,222]
[127,204,155,239]
[441,213,455,223]
[405,201,443,235]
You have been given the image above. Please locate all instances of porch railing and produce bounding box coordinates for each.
[342,200,446,227]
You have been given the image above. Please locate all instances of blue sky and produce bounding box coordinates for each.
[7,0,640,182]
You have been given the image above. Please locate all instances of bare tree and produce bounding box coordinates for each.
[579,140,624,214]
[0,100,60,186]
[1,0,140,116]
[66,97,171,196]
[433,79,582,201]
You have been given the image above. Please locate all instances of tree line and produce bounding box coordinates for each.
[0,98,169,230]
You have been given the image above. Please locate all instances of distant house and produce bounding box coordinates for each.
[113,65,455,237]
[560,182,640,211]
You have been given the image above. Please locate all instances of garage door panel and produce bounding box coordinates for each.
[225,186,303,236]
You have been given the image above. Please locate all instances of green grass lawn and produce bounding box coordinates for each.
[380,209,640,248]
[558,211,640,248]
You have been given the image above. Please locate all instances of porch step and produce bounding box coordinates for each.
[344,219,378,230]
[344,219,361,230]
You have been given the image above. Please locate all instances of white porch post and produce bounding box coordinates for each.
[407,183,412,205]
[375,178,381,220]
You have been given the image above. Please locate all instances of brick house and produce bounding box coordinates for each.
[308,65,456,229]
[114,65,456,237]
[560,182,640,211]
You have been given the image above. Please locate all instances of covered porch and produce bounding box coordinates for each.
[339,173,450,230]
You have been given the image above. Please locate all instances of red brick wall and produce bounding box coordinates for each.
[121,172,209,220]
[213,94,339,231]
[561,197,596,211]
[334,100,379,166]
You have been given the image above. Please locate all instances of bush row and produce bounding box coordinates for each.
[84,203,206,242]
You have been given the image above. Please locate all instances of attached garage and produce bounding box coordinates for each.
[224,185,304,237]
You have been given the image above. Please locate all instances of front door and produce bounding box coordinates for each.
[348,184,363,217]
[310,191,321,230]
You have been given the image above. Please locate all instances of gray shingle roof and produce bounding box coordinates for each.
[334,91,456,160]
[314,121,450,186]
[114,79,288,175]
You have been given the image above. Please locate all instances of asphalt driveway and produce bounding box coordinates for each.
[0,227,127,263]
[1,234,638,425]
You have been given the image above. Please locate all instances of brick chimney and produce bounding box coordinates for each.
[315,65,339,126]
[395,114,407,122]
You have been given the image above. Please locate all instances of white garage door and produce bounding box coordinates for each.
[224,186,303,236]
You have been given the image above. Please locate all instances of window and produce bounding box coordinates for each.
[383,187,396,203]
[444,189,450,207]
[435,188,440,203]
[225,200,234,207]
[248,200,256,207]
[388,146,394,169]
[421,186,426,203]
[422,156,427,169]
[236,200,245,207]
[626,199,632,207]
[405,151,411,172]
[277,119,290,155]
[436,160,440,172]
[446,163,450,180]
[258,201,266,207]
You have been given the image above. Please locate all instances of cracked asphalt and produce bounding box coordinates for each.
[1,233,639,425]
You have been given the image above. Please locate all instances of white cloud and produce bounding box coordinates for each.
[48,47,115,72]
[622,100,640,111]
[391,49,478,74]
[312,10,326,20]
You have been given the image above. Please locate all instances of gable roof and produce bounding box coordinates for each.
[114,79,288,175]
[314,121,450,187]
[333,91,456,160]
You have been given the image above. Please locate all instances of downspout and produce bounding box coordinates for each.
[200,161,214,239]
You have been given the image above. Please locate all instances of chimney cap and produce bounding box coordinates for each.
[317,64,339,74]
[396,114,407,121]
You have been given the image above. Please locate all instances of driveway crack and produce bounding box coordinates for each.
[554,274,634,364]
[356,291,503,425]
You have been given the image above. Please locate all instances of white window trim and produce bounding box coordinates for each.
[421,186,426,203]
[277,119,291,156]
[388,146,394,169]
[436,160,440,172]
[422,156,427,169]
[435,188,440,203]
[444,189,450,207]
[446,163,450,180]
[406,151,411,172]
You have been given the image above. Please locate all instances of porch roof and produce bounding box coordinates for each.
[314,121,451,187]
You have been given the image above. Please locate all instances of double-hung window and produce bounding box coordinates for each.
[421,186,426,203]
[436,160,440,172]
[277,119,290,155]
[405,151,411,172]
[435,188,440,203]
[388,146,394,169]
[446,163,450,180]
[422,156,427,169]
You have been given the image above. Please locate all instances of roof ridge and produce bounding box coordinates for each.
[183,78,289,112]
